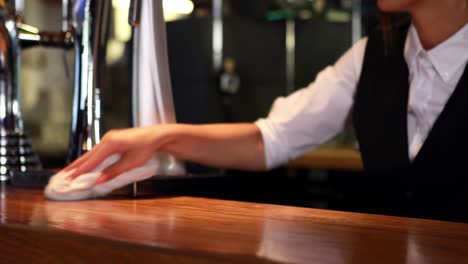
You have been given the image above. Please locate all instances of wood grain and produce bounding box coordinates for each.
[1,186,468,263]
[289,147,363,171]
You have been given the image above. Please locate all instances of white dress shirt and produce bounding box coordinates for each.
[255,23,468,170]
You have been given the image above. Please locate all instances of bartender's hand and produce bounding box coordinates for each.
[63,126,168,184]
[62,123,266,184]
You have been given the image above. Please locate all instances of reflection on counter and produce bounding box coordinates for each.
[0,183,5,224]
[2,187,468,263]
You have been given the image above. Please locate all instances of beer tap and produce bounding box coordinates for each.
[0,0,41,181]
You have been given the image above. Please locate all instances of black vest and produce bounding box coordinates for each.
[352,23,468,221]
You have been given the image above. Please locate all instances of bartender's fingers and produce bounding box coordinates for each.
[66,143,116,180]
[95,150,152,184]
[63,130,123,173]
[61,145,101,172]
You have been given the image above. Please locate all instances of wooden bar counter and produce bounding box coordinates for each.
[1,185,468,263]
[289,147,363,171]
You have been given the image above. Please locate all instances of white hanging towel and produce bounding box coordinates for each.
[134,0,185,176]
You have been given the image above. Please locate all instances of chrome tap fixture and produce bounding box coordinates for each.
[0,0,184,189]
[20,0,111,163]
[0,0,111,181]
[0,0,41,181]
[65,0,111,162]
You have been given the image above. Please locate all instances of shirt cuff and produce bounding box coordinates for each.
[254,118,290,170]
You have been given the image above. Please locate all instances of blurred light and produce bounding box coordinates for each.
[18,33,40,42]
[163,0,194,21]
[112,0,130,10]
[326,9,351,23]
[298,10,312,20]
[112,0,132,41]
[109,0,131,64]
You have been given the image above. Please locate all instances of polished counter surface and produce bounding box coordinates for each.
[1,185,468,263]
[289,147,363,171]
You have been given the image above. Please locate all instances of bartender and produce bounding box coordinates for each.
[64,0,468,221]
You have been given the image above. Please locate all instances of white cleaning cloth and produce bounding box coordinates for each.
[44,153,182,201]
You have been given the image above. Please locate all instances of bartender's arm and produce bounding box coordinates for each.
[65,38,365,183]
[65,123,266,183]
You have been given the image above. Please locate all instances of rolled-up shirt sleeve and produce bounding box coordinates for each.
[255,37,367,169]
